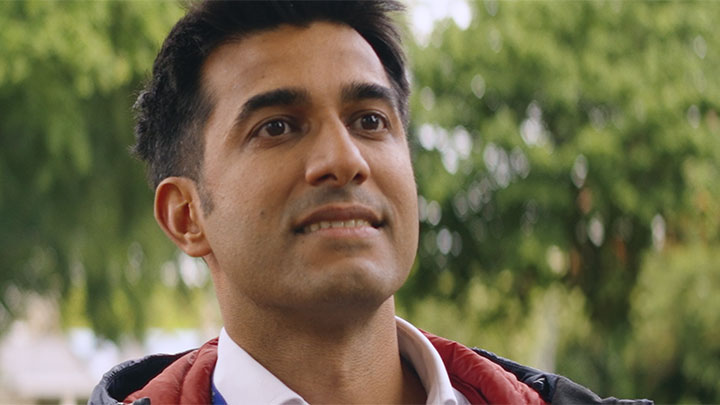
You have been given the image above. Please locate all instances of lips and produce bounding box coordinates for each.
[293,205,383,234]
[303,219,373,233]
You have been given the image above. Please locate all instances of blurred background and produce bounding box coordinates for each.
[1,0,718,403]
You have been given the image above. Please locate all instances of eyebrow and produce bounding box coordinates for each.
[341,82,397,109]
[232,87,310,129]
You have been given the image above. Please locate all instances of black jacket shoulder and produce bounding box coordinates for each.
[89,350,190,405]
[473,348,653,404]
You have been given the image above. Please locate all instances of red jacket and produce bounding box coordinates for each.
[91,331,650,404]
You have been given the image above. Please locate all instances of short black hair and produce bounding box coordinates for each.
[132,0,409,202]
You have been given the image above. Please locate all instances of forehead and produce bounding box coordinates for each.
[201,22,390,110]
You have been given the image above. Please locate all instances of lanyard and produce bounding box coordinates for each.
[211,381,228,405]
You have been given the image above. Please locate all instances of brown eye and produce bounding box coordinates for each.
[255,118,296,138]
[362,114,381,130]
[263,120,289,136]
[351,113,388,132]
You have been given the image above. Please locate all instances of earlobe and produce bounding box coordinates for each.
[154,177,212,257]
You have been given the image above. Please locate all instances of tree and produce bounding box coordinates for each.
[400,0,720,402]
[0,1,194,341]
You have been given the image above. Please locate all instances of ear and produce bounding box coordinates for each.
[154,177,212,257]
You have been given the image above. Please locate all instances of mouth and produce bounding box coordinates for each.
[302,218,376,234]
[293,205,383,235]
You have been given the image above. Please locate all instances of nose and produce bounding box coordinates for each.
[304,119,370,187]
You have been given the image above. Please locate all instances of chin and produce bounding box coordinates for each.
[297,263,403,314]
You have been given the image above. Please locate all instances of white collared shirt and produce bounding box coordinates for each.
[213,316,469,405]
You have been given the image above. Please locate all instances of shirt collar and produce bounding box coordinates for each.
[214,327,305,405]
[395,316,468,405]
[213,316,468,405]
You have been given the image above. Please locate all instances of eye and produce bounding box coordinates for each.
[349,112,388,133]
[254,118,296,138]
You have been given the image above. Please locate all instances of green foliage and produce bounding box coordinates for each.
[630,244,720,402]
[398,0,720,402]
[0,1,197,341]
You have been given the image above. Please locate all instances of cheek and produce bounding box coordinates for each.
[211,154,295,210]
[386,151,417,212]
[374,147,418,238]
[203,170,286,253]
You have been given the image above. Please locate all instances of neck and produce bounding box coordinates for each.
[223,297,426,404]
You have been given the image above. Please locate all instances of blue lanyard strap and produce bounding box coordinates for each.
[212,381,228,405]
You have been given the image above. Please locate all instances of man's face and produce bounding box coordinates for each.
[197,22,418,317]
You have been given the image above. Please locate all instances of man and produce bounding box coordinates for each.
[91,1,651,404]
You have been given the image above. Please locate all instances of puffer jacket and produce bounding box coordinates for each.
[89,331,652,404]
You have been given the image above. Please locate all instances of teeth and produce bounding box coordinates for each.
[303,219,373,233]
